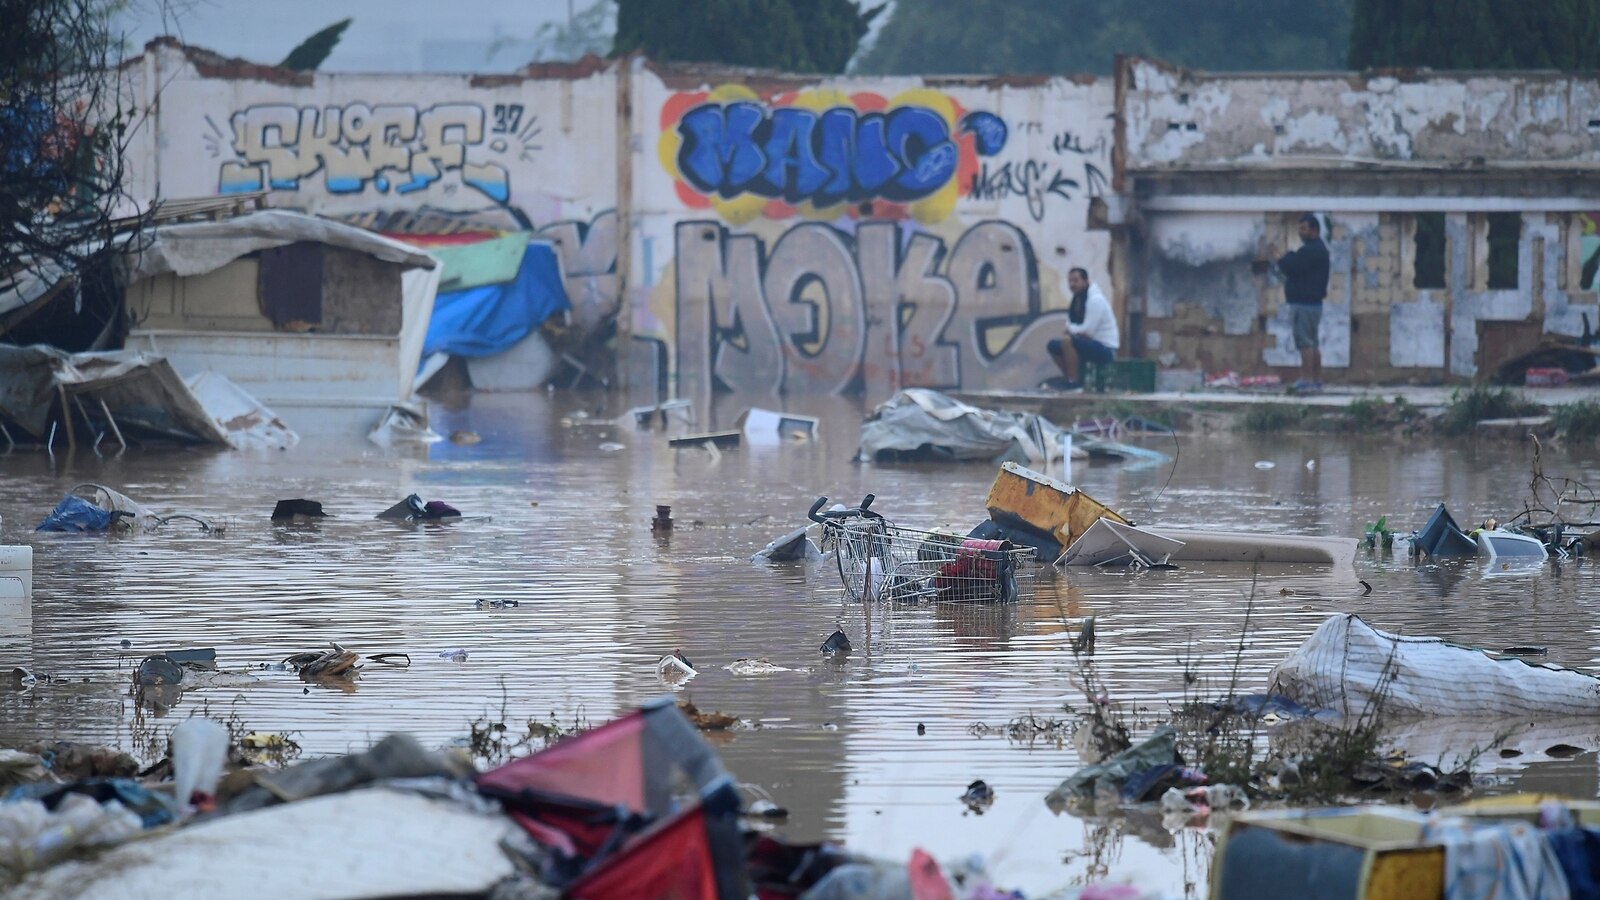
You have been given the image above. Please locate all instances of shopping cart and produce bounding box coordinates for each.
[808,495,1037,603]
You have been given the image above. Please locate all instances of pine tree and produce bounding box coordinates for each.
[280,19,352,72]
[1349,0,1600,70]
[612,0,882,74]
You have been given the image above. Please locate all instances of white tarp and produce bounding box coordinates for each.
[1269,614,1600,718]
[1058,519,1185,567]
[397,264,441,400]
[119,210,436,283]
[857,389,1069,463]
[9,787,516,900]
[185,371,298,450]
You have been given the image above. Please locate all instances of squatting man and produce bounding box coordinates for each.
[1046,267,1120,390]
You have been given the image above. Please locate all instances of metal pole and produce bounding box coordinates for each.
[72,394,97,446]
[0,421,12,450]
[56,385,76,454]
[98,398,127,450]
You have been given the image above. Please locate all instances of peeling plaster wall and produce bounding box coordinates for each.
[1124,59,1600,168]
[1145,214,1262,337]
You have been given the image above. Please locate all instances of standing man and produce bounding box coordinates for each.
[1274,214,1330,391]
[1046,268,1120,390]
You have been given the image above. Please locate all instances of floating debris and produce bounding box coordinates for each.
[724,659,792,676]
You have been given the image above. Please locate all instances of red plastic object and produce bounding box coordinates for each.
[1526,367,1569,387]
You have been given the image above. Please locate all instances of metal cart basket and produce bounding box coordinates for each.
[808,494,1037,603]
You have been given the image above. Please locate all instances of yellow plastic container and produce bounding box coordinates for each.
[1210,808,1445,900]
[984,462,1126,553]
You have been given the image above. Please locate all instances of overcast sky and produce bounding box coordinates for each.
[113,0,586,72]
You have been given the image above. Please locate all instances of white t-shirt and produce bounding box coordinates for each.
[1065,282,1120,350]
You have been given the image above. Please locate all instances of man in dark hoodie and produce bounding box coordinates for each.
[1274,214,1330,390]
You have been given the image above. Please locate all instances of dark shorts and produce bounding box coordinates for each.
[1289,303,1322,350]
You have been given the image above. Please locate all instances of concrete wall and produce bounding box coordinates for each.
[121,43,1600,391]
[1120,58,1600,381]
[627,62,1115,406]
[121,43,1116,402]
[1122,58,1600,169]
[124,41,624,341]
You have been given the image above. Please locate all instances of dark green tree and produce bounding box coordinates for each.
[1349,0,1600,69]
[280,18,351,72]
[858,0,1351,75]
[1,0,147,343]
[613,0,882,74]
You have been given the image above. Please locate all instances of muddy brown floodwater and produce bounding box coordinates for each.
[2,391,1600,896]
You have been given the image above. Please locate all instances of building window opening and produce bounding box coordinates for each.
[1580,213,1600,291]
[1413,213,1446,289]
[1487,213,1521,290]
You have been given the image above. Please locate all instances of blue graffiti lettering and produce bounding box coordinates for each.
[959,112,1007,157]
[852,114,896,196]
[677,103,1006,206]
[887,106,956,195]
[761,108,830,203]
[679,103,766,197]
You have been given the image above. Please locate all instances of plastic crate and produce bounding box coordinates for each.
[1083,358,1156,393]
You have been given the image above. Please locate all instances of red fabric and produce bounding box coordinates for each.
[478,713,646,809]
[384,231,502,246]
[908,848,954,900]
[506,810,580,856]
[568,806,717,900]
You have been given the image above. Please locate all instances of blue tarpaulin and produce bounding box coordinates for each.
[422,240,568,359]
[36,495,112,532]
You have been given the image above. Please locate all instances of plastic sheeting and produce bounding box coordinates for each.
[1269,614,1600,718]
[184,372,297,450]
[119,210,436,283]
[397,265,442,400]
[36,485,159,534]
[8,788,516,900]
[0,794,143,885]
[1046,726,1180,809]
[422,241,568,359]
[857,389,1069,464]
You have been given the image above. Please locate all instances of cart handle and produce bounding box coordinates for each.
[808,494,881,523]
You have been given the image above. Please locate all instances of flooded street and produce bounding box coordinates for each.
[3,392,1600,896]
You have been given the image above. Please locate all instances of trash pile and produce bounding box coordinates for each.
[0,699,1032,899]
[26,485,477,534]
[777,461,1358,601]
[0,345,297,452]
[855,389,1167,469]
[1403,501,1576,563]
[35,484,214,534]
[1212,799,1600,900]
[1044,725,1250,829]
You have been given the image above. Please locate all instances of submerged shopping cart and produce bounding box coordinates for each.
[808,494,1038,603]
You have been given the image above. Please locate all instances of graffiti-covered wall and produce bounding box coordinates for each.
[122,45,1114,401]
[628,64,1115,406]
[124,41,624,335]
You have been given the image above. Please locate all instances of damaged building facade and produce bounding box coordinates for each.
[1115,57,1600,381]
[115,42,1600,400]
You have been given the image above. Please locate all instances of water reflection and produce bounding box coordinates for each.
[0,392,1598,894]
